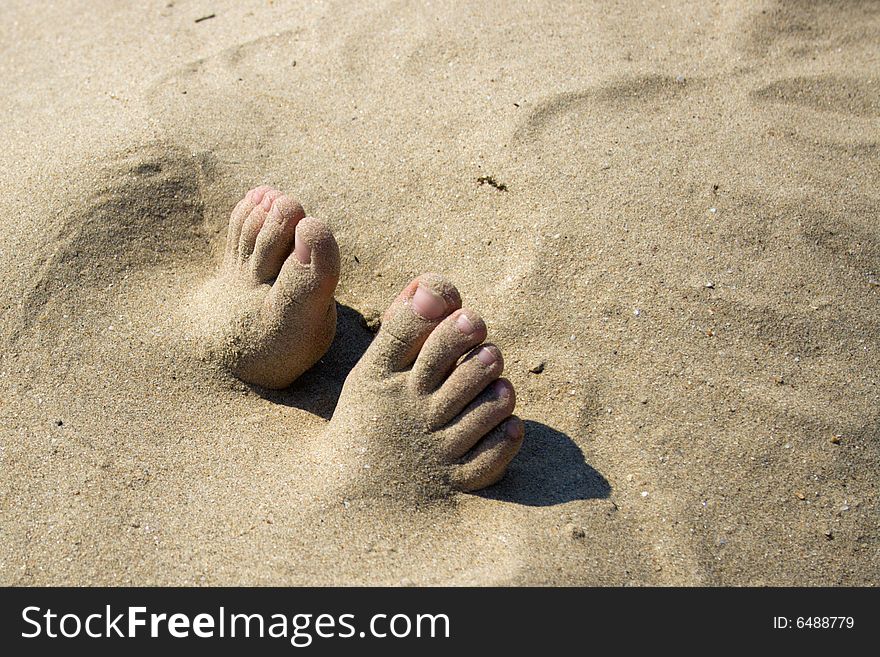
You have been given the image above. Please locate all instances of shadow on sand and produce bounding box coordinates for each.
[478,421,611,507]
[255,302,374,419]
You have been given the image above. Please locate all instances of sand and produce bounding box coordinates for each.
[1,0,878,585]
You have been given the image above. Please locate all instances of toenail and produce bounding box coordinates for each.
[456,313,476,335]
[269,202,285,223]
[493,380,511,398]
[261,194,275,211]
[505,419,520,437]
[249,187,267,204]
[476,346,496,365]
[294,234,312,265]
[411,284,446,320]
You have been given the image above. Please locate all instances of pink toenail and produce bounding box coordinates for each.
[476,347,496,365]
[261,194,275,211]
[411,284,446,320]
[493,380,511,398]
[505,419,520,437]
[249,187,267,204]
[456,313,475,335]
[294,233,311,265]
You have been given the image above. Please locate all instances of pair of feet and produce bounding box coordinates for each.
[201,186,524,495]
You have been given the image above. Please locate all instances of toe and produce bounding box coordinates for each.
[361,274,462,373]
[292,216,341,287]
[429,343,504,427]
[238,207,268,263]
[251,194,305,282]
[448,416,524,492]
[248,185,272,205]
[238,188,285,263]
[259,188,283,212]
[437,378,516,458]
[410,309,487,393]
[225,187,266,266]
[269,216,340,308]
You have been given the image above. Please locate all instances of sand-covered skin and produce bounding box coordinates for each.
[183,186,340,389]
[319,273,523,502]
[1,0,878,585]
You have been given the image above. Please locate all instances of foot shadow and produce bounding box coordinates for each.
[477,421,611,507]
[256,303,374,419]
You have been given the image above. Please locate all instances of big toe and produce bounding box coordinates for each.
[362,274,463,373]
[233,216,340,389]
[268,216,340,310]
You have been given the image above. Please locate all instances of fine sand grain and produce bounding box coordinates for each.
[1,0,878,585]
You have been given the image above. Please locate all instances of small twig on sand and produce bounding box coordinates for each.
[476,175,508,192]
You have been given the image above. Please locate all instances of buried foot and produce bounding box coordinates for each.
[189,186,340,388]
[321,274,524,499]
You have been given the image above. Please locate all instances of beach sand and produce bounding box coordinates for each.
[1,0,877,585]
